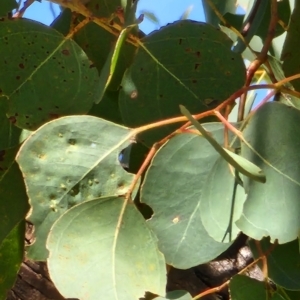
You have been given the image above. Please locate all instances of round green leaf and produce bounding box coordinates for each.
[47,197,166,300]
[119,20,246,145]
[16,116,135,260]
[238,102,300,243]
[0,18,99,130]
[141,123,233,269]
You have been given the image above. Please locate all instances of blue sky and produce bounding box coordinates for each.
[22,0,206,34]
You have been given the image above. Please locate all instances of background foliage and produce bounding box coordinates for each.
[1,0,300,299]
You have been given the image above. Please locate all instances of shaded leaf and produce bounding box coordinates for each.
[0,0,17,16]
[119,20,246,146]
[229,275,276,300]
[249,238,300,290]
[0,101,22,149]
[16,116,135,260]
[88,90,123,124]
[238,102,300,243]
[233,0,268,53]
[0,18,99,130]
[141,123,233,269]
[47,197,166,300]
[282,1,300,91]
[0,221,25,300]
[0,147,29,245]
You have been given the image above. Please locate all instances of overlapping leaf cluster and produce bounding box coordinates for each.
[0,1,300,300]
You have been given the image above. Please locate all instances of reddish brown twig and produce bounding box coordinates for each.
[238,0,278,121]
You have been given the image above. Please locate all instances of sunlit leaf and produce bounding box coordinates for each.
[180,105,266,183]
[47,197,166,300]
[141,123,233,269]
[238,102,300,243]
[16,116,135,260]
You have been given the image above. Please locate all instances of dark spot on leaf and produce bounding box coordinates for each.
[52,56,56,59]
[19,63,25,69]
[110,20,114,25]
[8,116,16,124]
[195,51,200,58]
[15,113,18,116]
[55,106,59,109]
[231,57,235,60]
[49,194,56,200]
[63,79,67,82]
[225,71,231,76]
[90,63,95,68]
[38,107,42,111]
[25,115,29,119]
[68,139,76,145]
[178,38,182,45]
[140,67,143,71]
[192,79,197,83]
[0,88,2,94]
[194,63,200,70]
[185,48,192,52]
[160,94,163,98]
[62,49,70,56]
[16,76,20,80]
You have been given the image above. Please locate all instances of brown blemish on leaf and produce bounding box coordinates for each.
[19,63,25,69]
[61,49,70,56]
[8,116,16,124]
